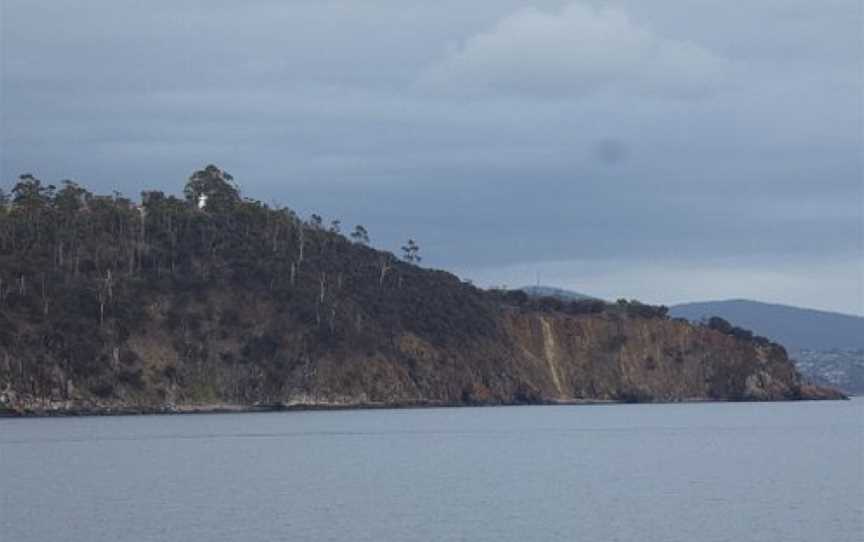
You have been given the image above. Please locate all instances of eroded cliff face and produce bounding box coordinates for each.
[1,297,839,415]
[292,310,821,406]
[502,312,806,402]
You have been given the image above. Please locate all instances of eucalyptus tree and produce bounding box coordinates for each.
[350,225,369,245]
[183,165,241,213]
[11,174,52,250]
[401,239,421,264]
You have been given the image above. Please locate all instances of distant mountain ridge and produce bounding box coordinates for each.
[668,299,863,352]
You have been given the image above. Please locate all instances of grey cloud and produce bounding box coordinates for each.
[1,0,861,313]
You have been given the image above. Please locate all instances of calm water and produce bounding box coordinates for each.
[1,400,862,542]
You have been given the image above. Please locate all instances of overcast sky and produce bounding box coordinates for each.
[1,1,862,314]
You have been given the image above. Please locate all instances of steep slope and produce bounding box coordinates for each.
[0,168,844,414]
[1,282,835,414]
[669,299,864,394]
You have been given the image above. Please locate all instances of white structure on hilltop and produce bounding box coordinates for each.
[197,193,208,210]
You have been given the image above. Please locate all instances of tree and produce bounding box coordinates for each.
[11,174,52,249]
[706,316,733,335]
[53,180,91,271]
[54,180,89,215]
[183,165,240,213]
[401,239,421,263]
[378,253,393,287]
[350,225,369,245]
[328,220,341,235]
[11,174,49,206]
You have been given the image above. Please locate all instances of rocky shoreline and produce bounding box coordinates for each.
[1,388,847,418]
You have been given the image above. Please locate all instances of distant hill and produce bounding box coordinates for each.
[520,286,601,302]
[669,300,864,352]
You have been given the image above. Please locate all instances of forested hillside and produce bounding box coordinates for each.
[0,166,843,414]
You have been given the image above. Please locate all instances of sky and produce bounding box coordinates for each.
[1,1,862,314]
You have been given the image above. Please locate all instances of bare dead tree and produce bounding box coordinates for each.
[316,272,327,326]
[295,223,305,276]
[40,273,49,317]
[378,254,392,288]
[328,301,339,334]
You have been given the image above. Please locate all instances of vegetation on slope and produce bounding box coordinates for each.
[0,166,838,412]
[0,166,504,404]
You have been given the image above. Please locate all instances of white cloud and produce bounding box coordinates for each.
[419,2,730,99]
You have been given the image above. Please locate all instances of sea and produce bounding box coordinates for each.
[1,399,862,542]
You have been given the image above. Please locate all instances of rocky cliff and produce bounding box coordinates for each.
[0,168,844,415]
[0,281,842,415]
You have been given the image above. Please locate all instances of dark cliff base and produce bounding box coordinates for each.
[2,388,846,418]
